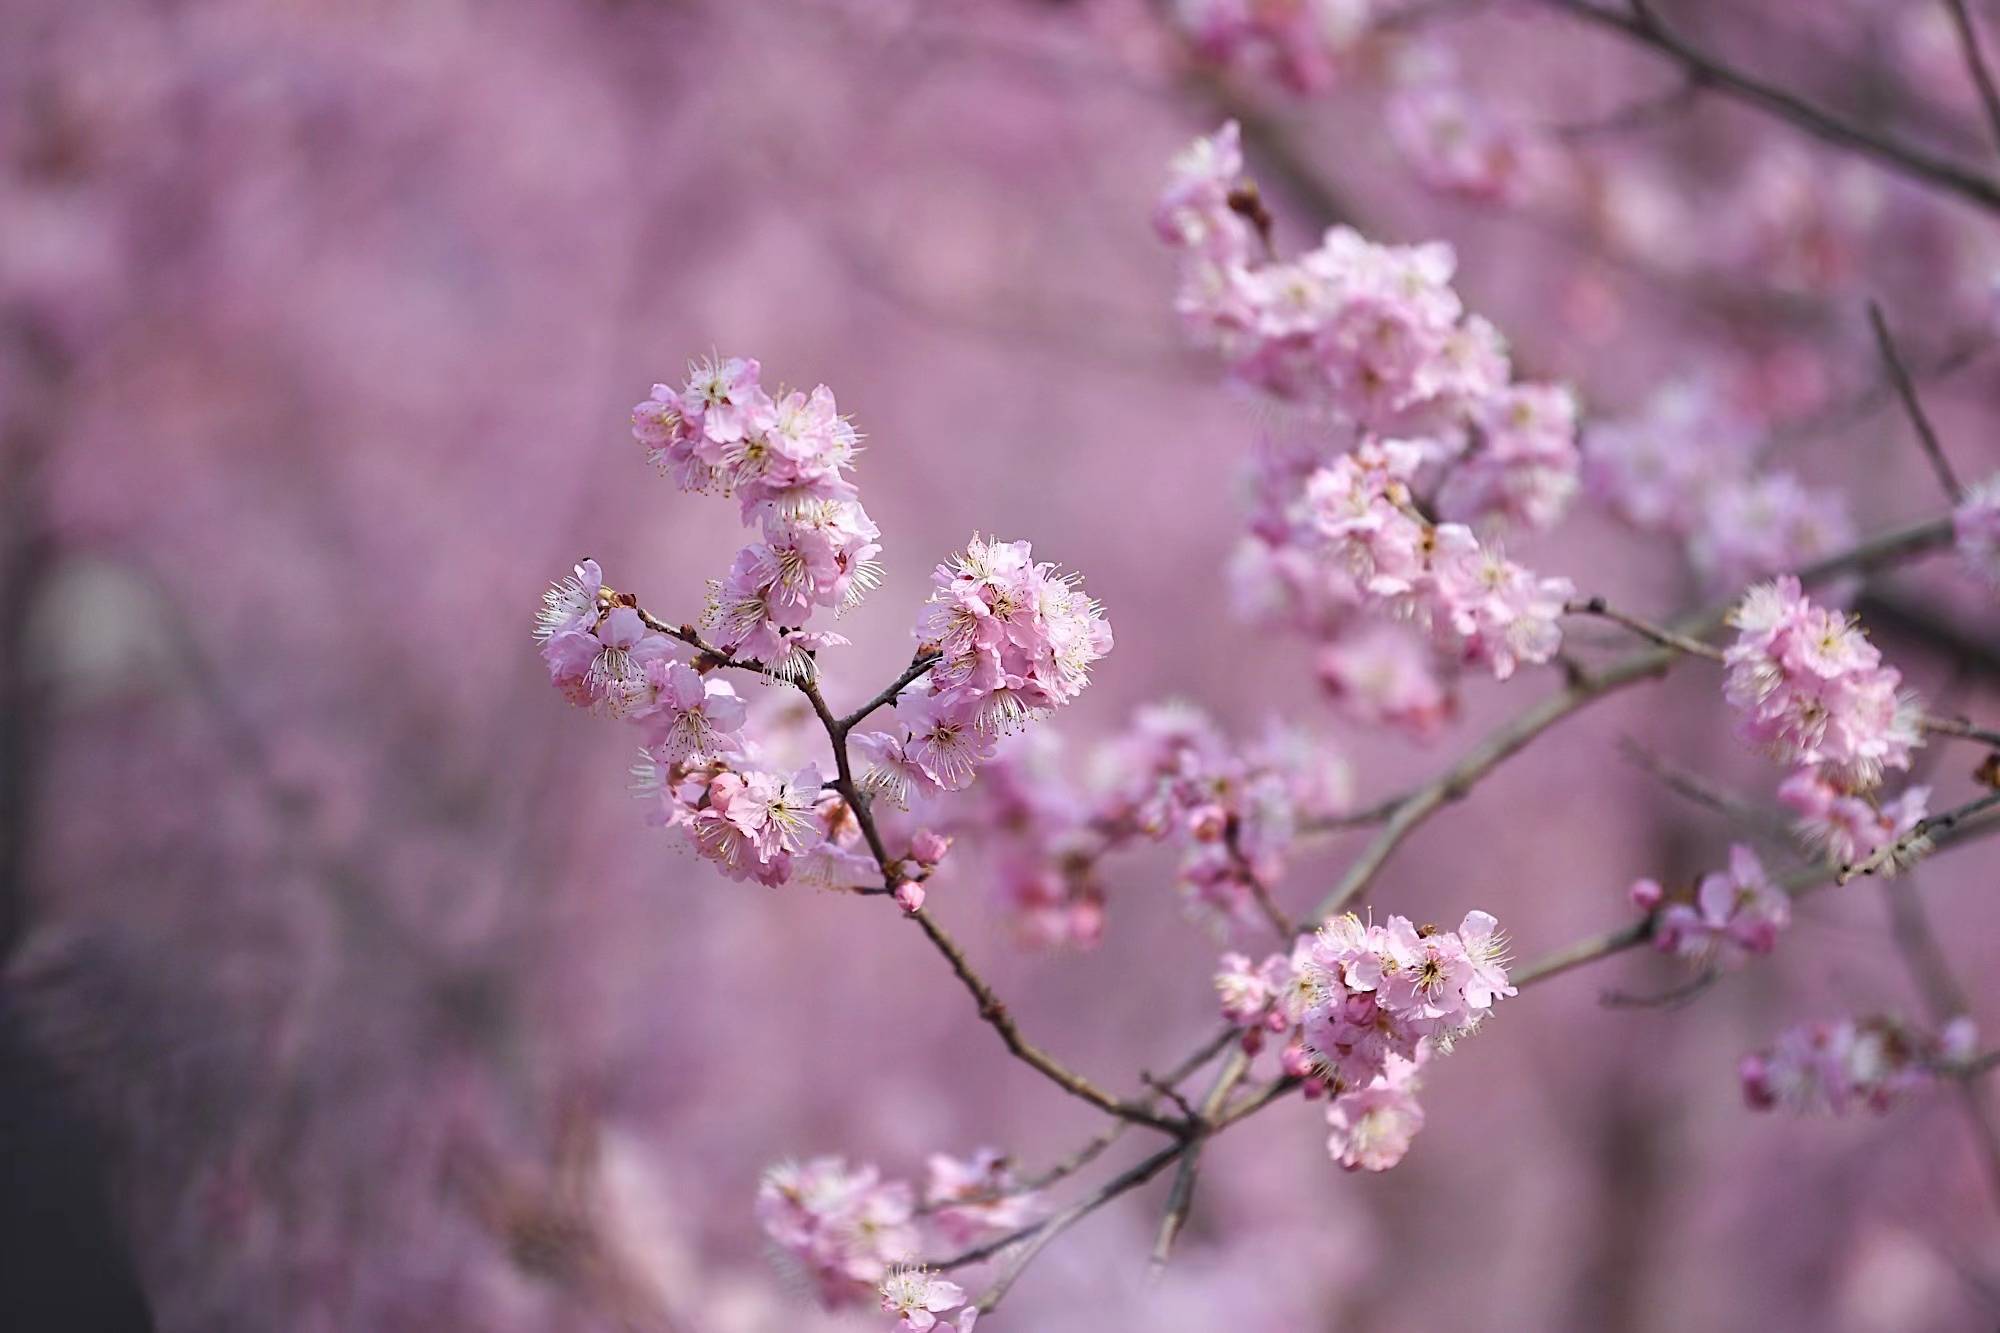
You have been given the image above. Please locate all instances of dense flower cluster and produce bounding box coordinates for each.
[1956,472,2000,584]
[1723,577,1922,789]
[887,535,1111,762]
[631,356,881,677]
[1215,909,1513,1171]
[1741,1015,1978,1117]
[1160,123,1581,718]
[1305,439,1575,680]
[538,366,1117,895]
[1158,125,1547,447]
[1324,1055,1427,1172]
[1584,379,1855,589]
[1631,844,1789,966]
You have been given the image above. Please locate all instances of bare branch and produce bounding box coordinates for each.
[1868,301,1965,504]
[1536,0,2000,213]
[1944,0,2000,161]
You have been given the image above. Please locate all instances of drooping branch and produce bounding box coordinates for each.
[793,670,1191,1137]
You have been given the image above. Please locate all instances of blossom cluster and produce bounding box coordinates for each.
[1584,378,1855,590]
[1214,909,1513,1171]
[1723,577,1922,790]
[851,536,1111,830]
[757,1152,1034,1328]
[539,365,1110,896]
[1741,1015,1978,1117]
[1170,0,1373,94]
[633,355,880,676]
[1305,438,1575,680]
[1632,844,1790,966]
[1156,123,1579,524]
[1160,123,1582,721]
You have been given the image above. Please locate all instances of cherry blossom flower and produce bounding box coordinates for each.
[1325,1078,1426,1172]
[637,661,747,763]
[1650,844,1790,964]
[879,1266,968,1332]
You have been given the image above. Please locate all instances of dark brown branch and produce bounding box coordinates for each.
[795,671,1189,1136]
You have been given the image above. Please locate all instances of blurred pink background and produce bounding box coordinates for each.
[5,1,2000,1329]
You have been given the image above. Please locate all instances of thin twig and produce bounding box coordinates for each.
[1615,737,1796,845]
[1922,714,2000,749]
[1301,516,1956,929]
[1945,0,2000,162]
[1517,792,2000,984]
[970,1143,1187,1314]
[1837,789,2000,883]
[1868,301,1965,503]
[795,670,1188,1135]
[1877,869,2000,1214]
[835,651,942,735]
[1567,596,1726,660]
[1147,1050,1248,1276]
[1224,821,1293,939]
[1536,0,2000,213]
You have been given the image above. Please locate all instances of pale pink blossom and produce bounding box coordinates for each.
[1325,1081,1426,1172]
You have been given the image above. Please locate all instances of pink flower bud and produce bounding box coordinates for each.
[1628,877,1664,911]
[894,881,926,914]
[910,828,952,866]
[1739,1054,1776,1110]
